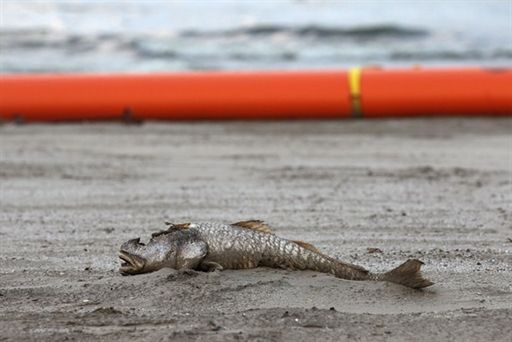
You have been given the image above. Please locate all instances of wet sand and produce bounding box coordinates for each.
[0,119,511,341]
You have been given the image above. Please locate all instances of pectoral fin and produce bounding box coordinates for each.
[199,261,224,272]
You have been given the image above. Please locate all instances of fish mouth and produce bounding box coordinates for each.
[118,250,146,275]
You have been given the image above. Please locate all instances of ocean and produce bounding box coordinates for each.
[1,0,511,73]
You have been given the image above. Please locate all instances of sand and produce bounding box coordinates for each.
[0,118,511,341]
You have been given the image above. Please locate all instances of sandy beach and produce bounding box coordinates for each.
[0,118,511,341]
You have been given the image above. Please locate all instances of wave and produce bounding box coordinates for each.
[0,29,136,53]
[0,24,429,59]
[1,24,428,49]
[390,49,512,61]
[182,24,429,39]
[1,25,510,73]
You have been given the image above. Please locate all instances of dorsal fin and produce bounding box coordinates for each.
[231,220,272,234]
[173,223,191,230]
[152,222,191,238]
[292,240,320,253]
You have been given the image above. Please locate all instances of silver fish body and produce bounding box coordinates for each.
[119,220,433,289]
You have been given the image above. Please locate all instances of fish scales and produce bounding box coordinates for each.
[193,222,328,274]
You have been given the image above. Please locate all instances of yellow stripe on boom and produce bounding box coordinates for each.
[348,67,362,117]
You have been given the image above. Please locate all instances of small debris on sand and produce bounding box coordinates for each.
[92,307,123,315]
[367,247,383,254]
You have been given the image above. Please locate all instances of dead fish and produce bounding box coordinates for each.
[118,220,433,289]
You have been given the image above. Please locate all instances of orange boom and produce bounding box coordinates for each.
[0,67,511,122]
[360,68,512,117]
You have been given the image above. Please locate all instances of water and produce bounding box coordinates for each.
[1,0,511,73]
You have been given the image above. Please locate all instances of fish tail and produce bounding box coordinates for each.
[374,259,434,289]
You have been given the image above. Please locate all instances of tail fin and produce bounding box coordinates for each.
[380,259,434,289]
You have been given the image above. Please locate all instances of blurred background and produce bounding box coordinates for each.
[1,0,511,73]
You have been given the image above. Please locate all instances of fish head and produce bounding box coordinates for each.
[118,236,178,275]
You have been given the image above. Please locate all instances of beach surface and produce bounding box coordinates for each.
[0,118,511,341]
